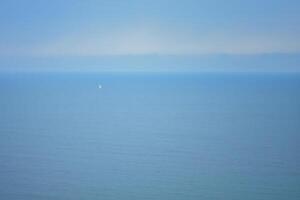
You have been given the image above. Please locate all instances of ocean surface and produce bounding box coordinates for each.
[0,72,299,200]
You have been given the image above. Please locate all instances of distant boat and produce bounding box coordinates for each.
[98,84,102,89]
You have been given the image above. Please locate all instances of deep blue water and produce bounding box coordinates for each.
[0,72,300,199]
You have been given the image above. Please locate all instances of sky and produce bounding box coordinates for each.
[0,0,299,72]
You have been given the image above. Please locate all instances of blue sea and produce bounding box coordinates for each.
[0,72,299,199]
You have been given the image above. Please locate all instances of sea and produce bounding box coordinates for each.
[0,72,299,199]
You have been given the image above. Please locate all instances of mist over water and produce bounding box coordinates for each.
[0,72,300,199]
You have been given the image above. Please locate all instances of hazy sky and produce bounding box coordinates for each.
[0,0,299,71]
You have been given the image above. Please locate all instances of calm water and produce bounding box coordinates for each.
[0,72,300,200]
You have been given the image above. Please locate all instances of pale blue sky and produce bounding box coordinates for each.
[0,0,299,71]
